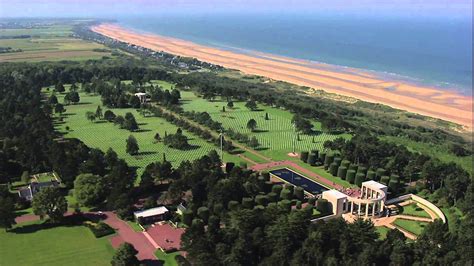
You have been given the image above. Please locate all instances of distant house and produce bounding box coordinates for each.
[134,206,169,224]
[18,172,61,201]
[18,180,60,201]
[134,92,148,104]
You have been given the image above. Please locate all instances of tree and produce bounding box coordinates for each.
[32,187,67,223]
[111,242,139,266]
[0,196,15,231]
[85,111,96,122]
[129,96,141,109]
[55,82,65,93]
[247,119,257,132]
[227,101,234,108]
[114,115,125,127]
[70,83,78,92]
[49,94,58,105]
[95,106,103,119]
[245,100,257,111]
[249,136,260,148]
[126,135,139,155]
[123,113,139,131]
[54,103,65,115]
[154,132,161,142]
[265,112,269,120]
[222,106,226,112]
[65,91,80,104]
[292,114,313,134]
[104,110,116,122]
[74,173,106,207]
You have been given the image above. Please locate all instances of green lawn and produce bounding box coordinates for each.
[0,221,114,266]
[180,91,351,161]
[155,250,180,266]
[127,221,143,232]
[50,86,244,178]
[399,203,431,219]
[376,226,390,240]
[393,218,428,236]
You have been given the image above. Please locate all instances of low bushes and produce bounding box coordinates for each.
[84,221,115,238]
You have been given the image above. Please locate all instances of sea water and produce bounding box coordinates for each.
[118,12,472,95]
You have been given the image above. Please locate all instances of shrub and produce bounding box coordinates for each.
[341,160,351,168]
[280,189,292,200]
[228,200,240,211]
[367,170,376,180]
[357,166,367,175]
[337,166,348,179]
[324,154,334,169]
[300,151,309,162]
[182,209,193,226]
[294,186,304,200]
[380,176,390,185]
[242,197,254,209]
[255,195,268,206]
[85,221,115,238]
[272,184,283,195]
[376,168,386,180]
[267,192,279,202]
[346,170,356,184]
[333,157,342,166]
[296,201,302,209]
[197,207,210,223]
[278,200,292,212]
[349,164,359,171]
[388,179,399,192]
[329,163,338,176]
[316,199,331,214]
[261,171,270,181]
[175,255,191,266]
[308,197,316,205]
[319,152,326,163]
[307,153,317,166]
[355,173,366,187]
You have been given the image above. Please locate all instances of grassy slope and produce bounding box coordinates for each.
[180,91,350,161]
[393,219,428,236]
[0,25,114,62]
[376,226,390,240]
[50,85,243,178]
[383,136,473,175]
[0,222,114,266]
[399,203,431,219]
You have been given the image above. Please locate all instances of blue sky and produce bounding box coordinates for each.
[0,0,471,18]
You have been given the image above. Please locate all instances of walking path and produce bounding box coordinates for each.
[103,212,158,262]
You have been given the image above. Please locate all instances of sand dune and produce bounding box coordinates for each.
[92,24,473,129]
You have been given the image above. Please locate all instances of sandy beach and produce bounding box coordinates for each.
[92,24,473,129]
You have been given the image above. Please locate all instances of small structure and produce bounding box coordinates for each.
[321,180,388,219]
[134,92,148,104]
[134,206,169,224]
[322,190,348,217]
[176,202,187,215]
[18,173,61,201]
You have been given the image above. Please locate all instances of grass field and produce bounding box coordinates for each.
[0,24,115,62]
[393,219,428,236]
[399,203,432,218]
[50,85,243,178]
[180,91,351,161]
[0,221,114,266]
[155,250,180,266]
[376,226,390,240]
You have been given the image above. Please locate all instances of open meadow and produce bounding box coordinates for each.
[0,24,115,62]
[180,90,351,161]
[0,221,114,266]
[49,84,243,178]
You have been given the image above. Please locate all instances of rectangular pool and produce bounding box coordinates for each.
[269,168,329,195]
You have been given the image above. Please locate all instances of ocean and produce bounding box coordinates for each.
[117,13,472,95]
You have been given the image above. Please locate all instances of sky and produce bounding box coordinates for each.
[0,0,471,18]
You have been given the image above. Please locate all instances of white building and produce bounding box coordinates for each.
[134,206,169,224]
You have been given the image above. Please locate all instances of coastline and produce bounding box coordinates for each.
[92,23,473,129]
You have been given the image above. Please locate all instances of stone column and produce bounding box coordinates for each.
[372,202,376,216]
[365,203,369,217]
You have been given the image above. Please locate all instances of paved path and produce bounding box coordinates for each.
[103,212,158,263]
[251,160,343,190]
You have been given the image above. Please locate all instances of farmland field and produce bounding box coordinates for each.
[180,91,351,161]
[49,84,243,178]
[0,221,114,266]
[0,24,115,62]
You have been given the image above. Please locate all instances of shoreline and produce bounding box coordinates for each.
[91,23,473,129]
